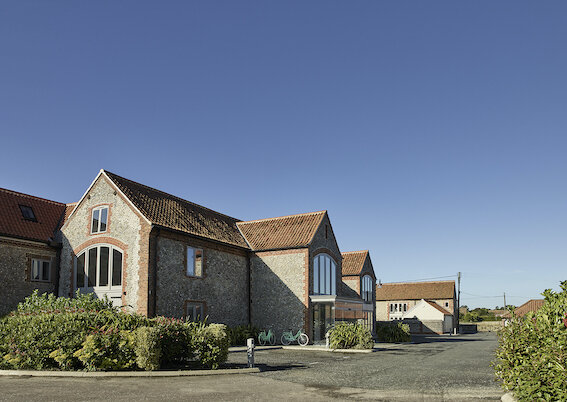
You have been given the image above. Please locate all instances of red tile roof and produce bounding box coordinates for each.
[503,299,545,318]
[424,300,452,315]
[376,280,455,301]
[341,250,368,276]
[236,211,326,251]
[0,188,66,243]
[104,171,249,249]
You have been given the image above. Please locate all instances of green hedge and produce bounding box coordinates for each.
[226,324,259,346]
[0,291,229,371]
[328,322,374,349]
[375,322,411,342]
[494,281,567,401]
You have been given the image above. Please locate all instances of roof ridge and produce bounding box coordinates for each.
[382,280,454,285]
[0,187,65,206]
[341,250,368,255]
[103,170,242,222]
[238,210,327,225]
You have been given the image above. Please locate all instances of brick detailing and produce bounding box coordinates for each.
[85,203,113,237]
[137,222,152,316]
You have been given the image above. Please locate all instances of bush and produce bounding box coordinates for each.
[226,324,259,346]
[191,323,230,369]
[150,316,193,366]
[15,289,115,315]
[375,322,411,342]
[328,322,374,349]
[131,326,161,371]
[494,281,567,401]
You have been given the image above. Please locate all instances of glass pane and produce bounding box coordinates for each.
[92,209,100,233]
[187,305,195,321]
[77,253,85,288]
[313,256,319,294]
[100,208,108,232]
[320,257,325,294]
[32,260,40,280]
[325,256,331,294]
[187,247,195,276]
[331,260,336,295]
[42,261,50,281]
[112,249,122,286]
[88,248,97,287]
[195,305,202,321]
[99,247,109,286]
[194,249,202,276]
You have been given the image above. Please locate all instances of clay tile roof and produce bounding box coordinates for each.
[236,211,326,251]
[341,251,368,276]
[503,299,545,318]
[103,170,249,249]
[375,280,455,301]
[0,188,66,243]
[424,300,452,315]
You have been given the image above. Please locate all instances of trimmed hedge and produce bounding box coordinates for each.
[328,322,374,349]
[0,291,229,371]
[375,322,411,342]
[494,281,567,401]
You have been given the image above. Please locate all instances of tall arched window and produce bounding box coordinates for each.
[313,253,336,295]
[362,275,373,302]
[76,244,123,290]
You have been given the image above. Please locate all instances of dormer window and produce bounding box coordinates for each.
[19,205,36,221]
[91,206,109,234]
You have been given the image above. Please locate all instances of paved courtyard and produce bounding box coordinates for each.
[0,332,503,401]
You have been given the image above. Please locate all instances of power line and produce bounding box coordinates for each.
[382,274,457,284]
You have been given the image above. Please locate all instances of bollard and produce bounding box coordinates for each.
[325,331,330,349]
[247,337,255,368]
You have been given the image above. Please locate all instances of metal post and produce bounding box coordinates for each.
[457,272,461,334]
[325,331,330,349]
[246,338,255,368]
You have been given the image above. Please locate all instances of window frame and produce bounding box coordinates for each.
[75,244,123,290]
[186,246,204,278]
[184,300,206,322]
[361,275,373,302]
[19,205,37,221]
[312,253,337,296]
[91,206,109,234]
[31,258,51,282]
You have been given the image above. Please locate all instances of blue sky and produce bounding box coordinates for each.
[1,1,566,308]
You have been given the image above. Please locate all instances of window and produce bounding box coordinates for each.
[313,254,336,295]
[185,302,205,322]
[91,206,109,234]
[362,275,373,302]
[445,302,449,308]
[31,258,50,282]
[19,205,36,221]
[186,246,203,277]
[76,245,122,288]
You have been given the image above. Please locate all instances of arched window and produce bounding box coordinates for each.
[76,244,123,289]
[362,275,373,302]
[313,253,336,295]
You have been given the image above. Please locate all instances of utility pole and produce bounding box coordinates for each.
[457,272,461,334]
[503,292,506,308]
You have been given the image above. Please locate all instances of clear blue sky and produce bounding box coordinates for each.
[1,1,566,308]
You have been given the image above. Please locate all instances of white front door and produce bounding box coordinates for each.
[76,245,123,308]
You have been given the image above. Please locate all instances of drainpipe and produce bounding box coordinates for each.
[247,253,252,326]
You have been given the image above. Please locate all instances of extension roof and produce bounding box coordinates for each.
[0,188,66,243]
[103,170,249,249]
[502,299,545,318]
[341,250,369,276]
[236,211,326,251]
[424,300,452,315]
[376,280,455,301]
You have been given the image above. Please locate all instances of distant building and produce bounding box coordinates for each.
[502,299,544,319]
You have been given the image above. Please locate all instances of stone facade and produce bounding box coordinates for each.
[0,238,58,316]
[250,249,307,336]
[59,175,145,312]
[155,233,249,327]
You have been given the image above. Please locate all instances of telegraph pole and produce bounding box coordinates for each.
[457,272,461,334]
[503,292,506,308]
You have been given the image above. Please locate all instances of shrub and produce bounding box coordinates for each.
[73,329,136,371]
[131,326,161,371]
[375,322,411,343]
[15,289,115,315]
[226,324,259,346]
[150,316,193,366]
[494,281,567,401]
[328,322,374,349]
[191,323,230,369]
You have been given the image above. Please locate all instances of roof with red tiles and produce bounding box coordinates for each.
[103,170,249,249]
[236,211,326,251]
[503,299,545,318]
[341,250,368,276]
[375,280,455,301]
[424,300,452,315]
[0,188,66,243]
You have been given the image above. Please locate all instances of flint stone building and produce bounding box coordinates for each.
[1,170,376,341]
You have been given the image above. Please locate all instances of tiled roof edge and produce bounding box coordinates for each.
[237,210,327,225]
[0,187,66,206]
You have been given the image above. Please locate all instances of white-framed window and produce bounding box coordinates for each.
[185,302,205,322]
[91,206,109,234]
[362,275,373,302]
[186,246,203,277]
[76,245,123,289]
[313,253,336,295]
[31,258,50,282]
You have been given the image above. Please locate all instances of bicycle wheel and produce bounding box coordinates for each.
[298,333,309,346]
[281,334,291,346]
[269,333,276,346]
[259,336,266,346]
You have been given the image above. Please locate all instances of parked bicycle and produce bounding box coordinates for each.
[258,329,276,346]
[281,329,309,346]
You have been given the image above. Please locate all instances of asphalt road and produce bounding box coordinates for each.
[0,332,503,401]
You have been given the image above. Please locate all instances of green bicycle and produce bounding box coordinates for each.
[281,329,309,346]
[258,329,276,346]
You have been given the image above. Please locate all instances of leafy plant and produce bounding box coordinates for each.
[328,322,374,349]
[226,324,259,346]
[375,322,411,343]
[494,281,567,401]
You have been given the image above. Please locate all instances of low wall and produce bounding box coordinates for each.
[377,320,445,334]
[460,321,503,333]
